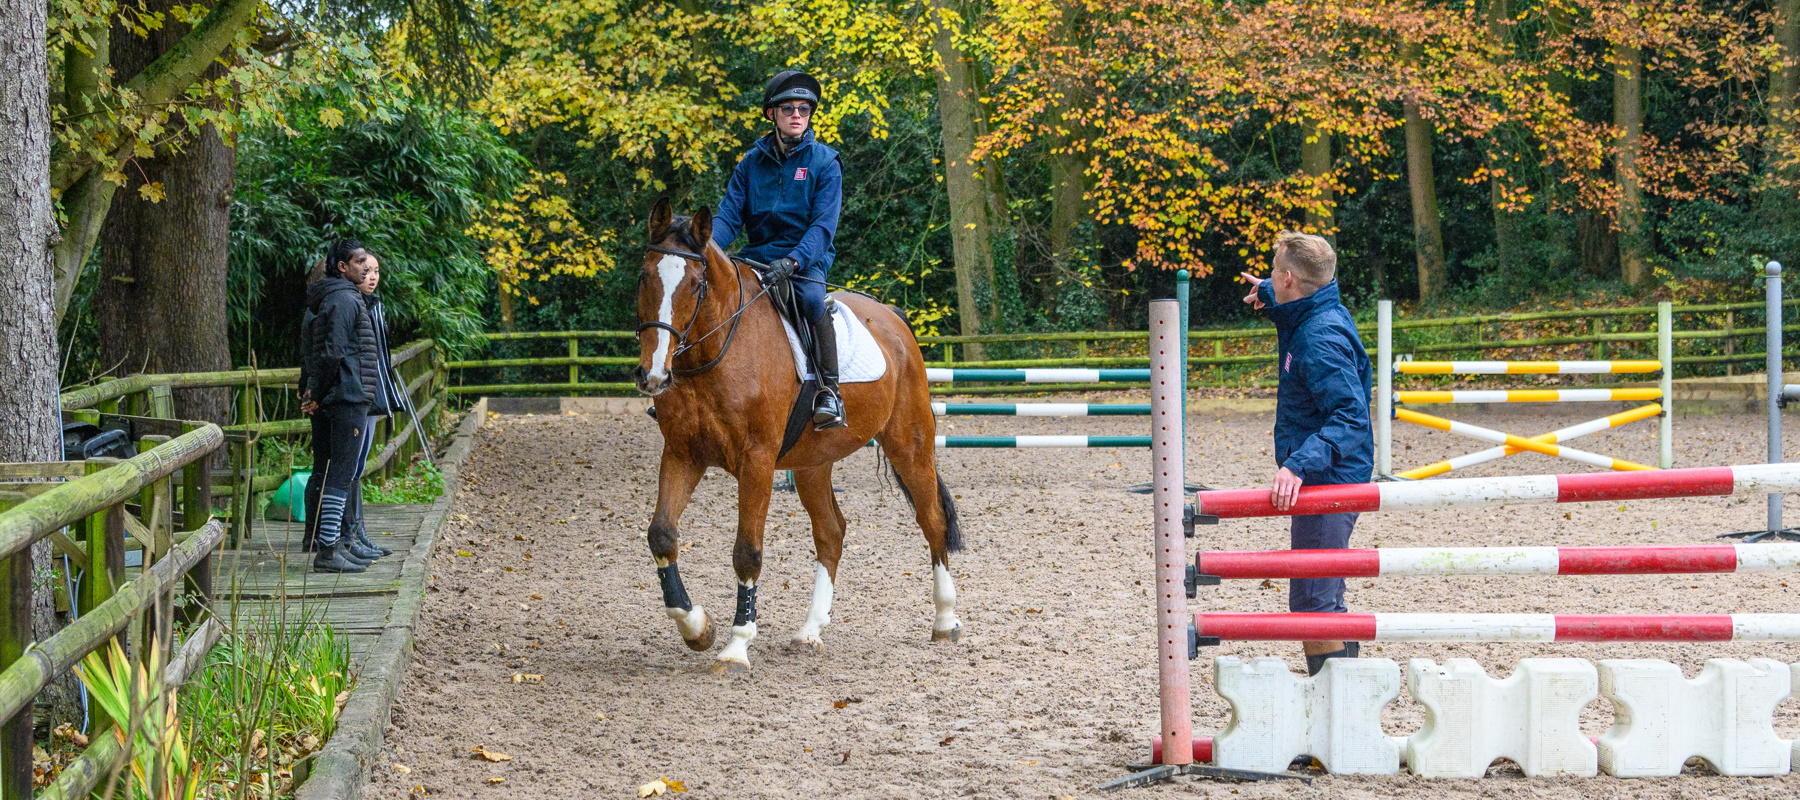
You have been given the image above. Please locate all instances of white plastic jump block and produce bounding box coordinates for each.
[1212,656,1404,775]
[1595,659,1791,777]
[1405,658,1598,778]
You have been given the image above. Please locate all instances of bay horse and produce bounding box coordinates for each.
[630,198,963,674]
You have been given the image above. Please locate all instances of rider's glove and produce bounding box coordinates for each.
[762,257,800,285]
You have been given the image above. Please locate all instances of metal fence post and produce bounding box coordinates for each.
[1658,301,1673,469]
[1378,300,1393,478]
[1769,262,1784,534]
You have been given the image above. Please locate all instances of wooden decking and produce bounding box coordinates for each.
[213,504,435,665]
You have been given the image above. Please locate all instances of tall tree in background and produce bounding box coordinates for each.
[95,0,234,426]
[931,0,996,359]
[0,0,68,723]
[1403,44,1446,299]
[1613,36,1648,285]
[48,0,260,323]
[1300,118,1334,238]
[1484,0,1525,286]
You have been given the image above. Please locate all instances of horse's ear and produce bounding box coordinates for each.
[692,206,713,252]
[650,196,673,242]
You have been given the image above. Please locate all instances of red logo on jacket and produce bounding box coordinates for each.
[794,168,808,181]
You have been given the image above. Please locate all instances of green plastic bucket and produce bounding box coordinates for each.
[265,470,312,522]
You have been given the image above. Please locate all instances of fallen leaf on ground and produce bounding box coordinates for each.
[1109,462,1123,468]
[638,779,667,797]
[471,746,512,762]
[486,777,504,784]
[392,764,412,774]
[458,551,474,557]
[940,736,956,746]
[511,674,542,684]
[531,594,542,600]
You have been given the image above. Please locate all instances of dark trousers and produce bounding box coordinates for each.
[304,406,370,547]
[1289,512,1360,613]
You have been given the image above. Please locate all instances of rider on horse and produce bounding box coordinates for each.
[710,70,847,430]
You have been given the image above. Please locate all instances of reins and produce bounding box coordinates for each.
[637,244,771,378]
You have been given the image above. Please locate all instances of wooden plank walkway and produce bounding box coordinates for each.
[213,504,436,666]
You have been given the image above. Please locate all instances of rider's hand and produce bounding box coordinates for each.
[762,257,800,285]
[1239,271,1266,309]
[1270,467,1302,512]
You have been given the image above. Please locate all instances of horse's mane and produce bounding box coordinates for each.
[665,215,705,254]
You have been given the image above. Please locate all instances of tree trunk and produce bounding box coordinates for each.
[96,0,234,430]
[1300,118,1334,239]
[1486,0,1523,285]
[1048,143,1086,285]
[1770,0,1799,180]
[1404,94,1446,300]
[1614,43,1649,286]
[969,49,1013,332]
[932,0,994,361]
[0,0,73,731]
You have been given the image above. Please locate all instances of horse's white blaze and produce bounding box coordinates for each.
[796,562,833,643]
[648,254,685,379]
[668,604,708,640]
[718,621,757,664]
[932,562,959,633]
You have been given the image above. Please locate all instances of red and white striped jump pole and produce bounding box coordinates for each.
[1148,300,1191,767]
[1193,464,1800,519]
[1194,612,1800,642]
[1197,543,1800,579]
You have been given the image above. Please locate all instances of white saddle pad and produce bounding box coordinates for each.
[781,301,887,384]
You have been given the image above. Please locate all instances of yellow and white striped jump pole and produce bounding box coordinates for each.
[1393,406,1658,477]
[1398,403,1663,479]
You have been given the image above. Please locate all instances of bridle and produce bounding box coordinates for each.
[636,243,769,378]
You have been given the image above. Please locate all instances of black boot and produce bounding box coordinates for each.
[313,541,367,574]
[1305,641,1360,676]
[355,518,392,557]
[809,312,847,430]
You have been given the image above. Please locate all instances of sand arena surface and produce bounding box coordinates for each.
[367,400,1800,799]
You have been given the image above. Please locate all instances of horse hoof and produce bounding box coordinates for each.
[931,624,962,643]
[684,612,716,652]
[792,637,825,654]
[711,657,750,675]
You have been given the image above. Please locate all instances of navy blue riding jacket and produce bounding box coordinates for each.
[711,129,843,322]
[1256,279,1374,486]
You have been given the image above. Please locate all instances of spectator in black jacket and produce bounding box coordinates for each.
[346,259,397,558]
[302,239,389,573]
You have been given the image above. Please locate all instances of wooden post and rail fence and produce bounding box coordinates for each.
[446,297,1800,398]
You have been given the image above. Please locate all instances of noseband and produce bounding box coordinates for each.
[636,243,762,378]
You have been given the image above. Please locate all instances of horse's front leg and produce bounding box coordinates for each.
[713,458,776,674]
[649,452,712,651]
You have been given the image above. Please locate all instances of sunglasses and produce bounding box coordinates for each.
[776,104,814,118]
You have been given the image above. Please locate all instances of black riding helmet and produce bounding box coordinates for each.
[763,70,824,110]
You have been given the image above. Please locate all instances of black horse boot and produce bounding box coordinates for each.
[809,312,847,430]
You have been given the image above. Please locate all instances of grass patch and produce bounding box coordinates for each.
[363,458,445,504]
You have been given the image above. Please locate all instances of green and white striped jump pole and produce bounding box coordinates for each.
[932,403,1151,416]
[937,435,1151,448]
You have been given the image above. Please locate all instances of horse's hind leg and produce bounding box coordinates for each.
[880,428,962,642]
[791,464,845,652]
[714,458,776,674]
[650,452,713,651]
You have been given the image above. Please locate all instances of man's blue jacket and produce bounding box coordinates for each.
[1256,279,1374,487]
[711,129,842,275]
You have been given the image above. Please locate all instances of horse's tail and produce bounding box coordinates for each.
[883,455,964,553]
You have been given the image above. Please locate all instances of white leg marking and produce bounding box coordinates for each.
[795,562,834,644]
[933,562,960,634]
[717,621,758,665]
[668,604,709,640]
[649,255,685,380]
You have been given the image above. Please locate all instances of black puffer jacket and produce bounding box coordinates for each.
[305,276,382,412]
[364,292,398,416]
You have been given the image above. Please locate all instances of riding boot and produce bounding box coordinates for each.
[809,313,847,430]
[313,541,367,574]
[355,518,393,557]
